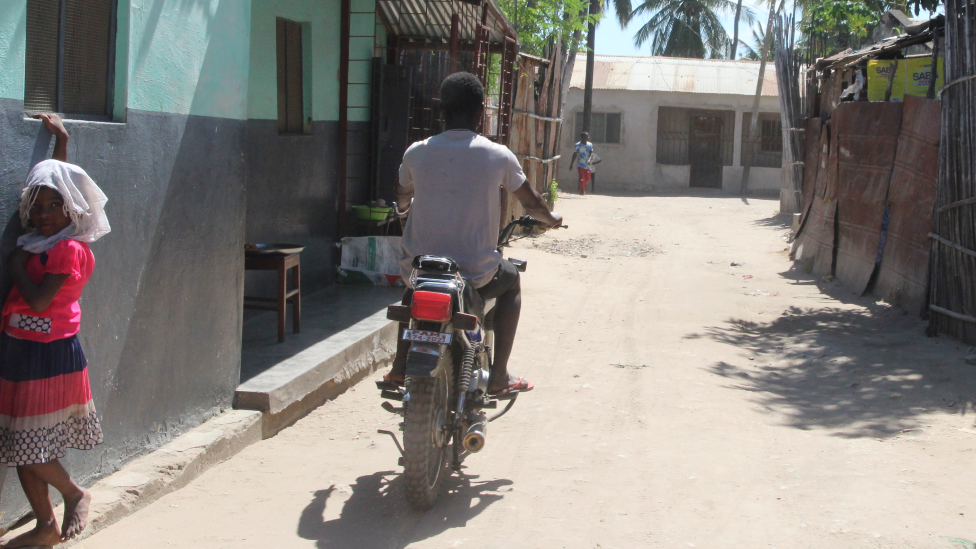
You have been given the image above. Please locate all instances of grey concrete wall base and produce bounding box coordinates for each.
[259,343,396,438]
[0,410,261,545]
[235,313,398,438]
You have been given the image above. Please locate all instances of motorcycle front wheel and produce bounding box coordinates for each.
[403,349,453,510]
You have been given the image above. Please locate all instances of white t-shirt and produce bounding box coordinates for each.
[398,130,527,288]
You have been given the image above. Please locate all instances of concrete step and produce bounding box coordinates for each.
[235,285,401,437]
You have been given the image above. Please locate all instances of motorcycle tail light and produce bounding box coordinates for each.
[411,291,452,322]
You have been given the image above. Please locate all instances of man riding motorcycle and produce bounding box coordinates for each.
[385,71,563,395]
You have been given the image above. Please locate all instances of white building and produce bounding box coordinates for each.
[560,55,783,194]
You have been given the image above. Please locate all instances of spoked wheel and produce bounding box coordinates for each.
[403,351,453,510]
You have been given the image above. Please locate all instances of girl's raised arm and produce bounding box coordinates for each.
[32,113,69,162]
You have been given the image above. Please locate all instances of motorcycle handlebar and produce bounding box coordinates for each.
[513,216,567,230]
[498,216,567,247]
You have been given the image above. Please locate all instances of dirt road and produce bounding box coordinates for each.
[80,193,976,549]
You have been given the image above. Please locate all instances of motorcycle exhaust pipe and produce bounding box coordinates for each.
[462,420,488,453]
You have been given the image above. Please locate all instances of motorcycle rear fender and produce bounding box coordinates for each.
[405,340,451,377]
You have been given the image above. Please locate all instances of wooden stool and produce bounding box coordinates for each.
[244,252,301,343]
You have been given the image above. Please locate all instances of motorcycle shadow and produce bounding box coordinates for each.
[297,470,513,548]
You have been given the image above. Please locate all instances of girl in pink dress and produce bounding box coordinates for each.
[0,114,110,548]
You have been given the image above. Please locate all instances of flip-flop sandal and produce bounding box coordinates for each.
[490,377,534,397]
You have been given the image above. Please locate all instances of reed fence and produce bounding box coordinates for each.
[774,13,804,214]
[929,0,976,343]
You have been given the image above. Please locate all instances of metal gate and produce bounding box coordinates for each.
[690,115,724,188]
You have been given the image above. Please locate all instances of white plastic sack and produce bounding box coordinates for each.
[337,236,404,286]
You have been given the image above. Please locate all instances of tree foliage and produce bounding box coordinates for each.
[738,23,775,61]
[616,0,756,59]
[798,0,943,57]
[496,0,592,56]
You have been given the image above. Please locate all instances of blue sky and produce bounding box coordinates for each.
[595,0,769,57]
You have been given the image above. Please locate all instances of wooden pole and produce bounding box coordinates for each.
[581,0,597,134]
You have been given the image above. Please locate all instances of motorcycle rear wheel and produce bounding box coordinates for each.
[403,351,453,510]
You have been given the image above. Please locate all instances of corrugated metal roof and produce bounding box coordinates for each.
[570,55,779,96]
[378,0,514,45]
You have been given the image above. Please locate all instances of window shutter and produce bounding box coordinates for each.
[741,113,782,168]
[276,19,288,132]
[657,107,690,165]
[591,113,607,143]
[61,0,113,116]
[24,0,61,112]
[605,113,621,144]
[285,22,304,133]
[277,19,305,134]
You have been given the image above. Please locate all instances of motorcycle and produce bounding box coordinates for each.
[376,215,565,509]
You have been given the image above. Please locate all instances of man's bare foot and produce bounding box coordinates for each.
[383,369,405,386]
[0,520,61,548]
[60,488,91,541]
[488,373,534,395]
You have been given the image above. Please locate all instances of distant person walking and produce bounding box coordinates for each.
[570,132,595,196]
[0,114,111,548]
[588,152,602,194]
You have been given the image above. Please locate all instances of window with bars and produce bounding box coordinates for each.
[573,112,621,144]
[740,112,783,168]
[277,18,307,134]
[25,0,116,118]
[656,107,734,166]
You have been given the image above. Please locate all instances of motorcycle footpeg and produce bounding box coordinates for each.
[467,399,497,409]
[380,389,404,401]
[494,390,520,401]
[381,401,405,415]
[375,380,402,391]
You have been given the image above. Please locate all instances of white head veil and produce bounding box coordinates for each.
[17,159,111,254]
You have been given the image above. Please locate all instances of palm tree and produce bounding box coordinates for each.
[582,0,633,133]
[737,23,775,61]
[730,0,745,58]
[625,0,755,58]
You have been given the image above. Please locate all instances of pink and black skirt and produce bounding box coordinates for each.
[0,332,102,466]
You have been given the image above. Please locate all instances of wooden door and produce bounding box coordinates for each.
[690,115,724,189]
[371,62,413,204]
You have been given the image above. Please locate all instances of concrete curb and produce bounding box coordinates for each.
[235,311,397,438]
[3,409,262,548]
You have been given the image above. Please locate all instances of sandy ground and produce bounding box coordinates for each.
[77,192,976,549]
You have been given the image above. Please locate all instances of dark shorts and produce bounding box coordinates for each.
[476,258,520,301]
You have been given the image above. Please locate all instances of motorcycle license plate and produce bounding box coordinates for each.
[403,330,452,345]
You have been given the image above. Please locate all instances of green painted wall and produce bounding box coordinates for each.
[248,0,338,121]
[128,0,251,120]
[0,0,251,120]
[1,0,376,122]
[248,0,375,122]
[0,0,26,101]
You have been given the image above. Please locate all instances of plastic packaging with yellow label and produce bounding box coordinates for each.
[905,57,944,97]
[867,60,906,102]
[867,57,944,102]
